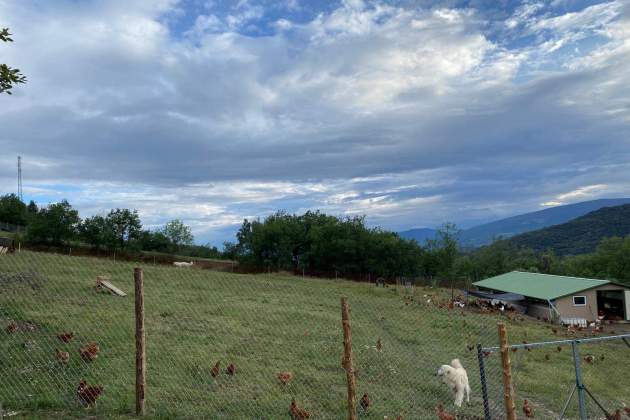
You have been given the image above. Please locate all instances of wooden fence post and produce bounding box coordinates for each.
[341,297,358,420]
[134,268,146,416]
[498,322,516,420]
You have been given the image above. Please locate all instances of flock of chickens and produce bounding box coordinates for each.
[5,324,104,407]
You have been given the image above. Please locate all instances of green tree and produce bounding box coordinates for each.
[0,193,27,225]
[1,28,26,95]
[27,200,79,245]
[79,215,109,251]
[105,209,142,250]
[137,230,171,252]
[26,200,38,214]
[161,219,194,249]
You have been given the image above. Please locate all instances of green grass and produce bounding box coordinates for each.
[1,252,629,419]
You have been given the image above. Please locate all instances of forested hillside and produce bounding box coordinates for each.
[508,204,630,255]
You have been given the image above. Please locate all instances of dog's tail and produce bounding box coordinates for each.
[451,359,464,369]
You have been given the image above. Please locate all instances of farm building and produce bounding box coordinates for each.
[473,271,630,324]
[0,236,15,253]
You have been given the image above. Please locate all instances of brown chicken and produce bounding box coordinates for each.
[607,410,621,420]
[56,348,70,364]
[360,393,371,410]
[57,332,74,342]
[623,407,630,416]
[6,322,18,334]
[436,404,455,420]
[584,355,595,364]
[79,342,99,362]
[77,379,104,407]
[557,346,562,352]
[376,338,382,352]
[289,398,311,420]
[278,371,293,385]
[211,361,220,377]
[523,399,534,418]
[226,363,236,375]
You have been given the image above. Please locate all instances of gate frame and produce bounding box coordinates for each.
[478,332,630,420]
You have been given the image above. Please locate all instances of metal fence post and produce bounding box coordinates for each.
[477,343,492,420]
[571,341,587,420]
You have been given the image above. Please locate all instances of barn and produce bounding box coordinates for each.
[473,271,630,324]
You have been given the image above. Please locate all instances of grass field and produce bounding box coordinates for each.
[1,251,629,419]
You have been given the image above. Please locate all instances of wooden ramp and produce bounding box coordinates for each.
[95,276,127,297]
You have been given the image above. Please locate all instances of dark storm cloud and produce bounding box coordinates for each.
[0,0,628,244]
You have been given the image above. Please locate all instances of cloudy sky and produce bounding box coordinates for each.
[1,0,629,245]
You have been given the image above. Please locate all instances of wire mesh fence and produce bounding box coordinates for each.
[479,325,630,420]
[2,250,629,418]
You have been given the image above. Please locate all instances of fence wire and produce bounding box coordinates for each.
[3,250,628,418]
[481,324,630,420]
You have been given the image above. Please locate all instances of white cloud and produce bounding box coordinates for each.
[1,0,629,244]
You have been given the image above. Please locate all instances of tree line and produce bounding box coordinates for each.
[223,210,630,284]
[0,193,221,258]
[3,193,629,284]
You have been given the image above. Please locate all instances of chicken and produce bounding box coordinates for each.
[623,407,630,416]
[376,339,383,352]
[436,404,455,420]
[277,371,293,385]
[79,342,99,362]
[226,363,236,375]
[523,399,534,418]
[56,348,70,364]
[57,332,74,343]
[360,393,371,411]
[483,351,492,358]
[6,322,18,334]
[557,346,562,352]
[77,379,104,407]
[289,398,310,420]
[211,361,220,378]
[607,410,621,420]
[544,354,551,361]
[584,355,595,364]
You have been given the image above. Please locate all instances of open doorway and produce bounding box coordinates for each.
[597,290,626,321]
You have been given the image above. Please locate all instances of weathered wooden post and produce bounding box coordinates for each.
[341,297,358,420]
[134,268,146,416]
[498,322,516,420]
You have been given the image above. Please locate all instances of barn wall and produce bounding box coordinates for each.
[525,303,551,320]
[555,284,630,322]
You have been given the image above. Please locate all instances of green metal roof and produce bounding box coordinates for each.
[473,271,611,301]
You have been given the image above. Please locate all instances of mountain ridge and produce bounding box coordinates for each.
[398,198,630,246]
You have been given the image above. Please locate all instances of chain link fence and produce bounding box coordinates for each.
[479,325,630,419]
[2,250,629,418]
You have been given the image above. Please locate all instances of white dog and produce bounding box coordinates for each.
[437,358,471,407]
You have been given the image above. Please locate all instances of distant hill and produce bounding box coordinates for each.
[458,198,630,247]
[398,198,630,247]
[398,227,436,244]
[507,204,630,255]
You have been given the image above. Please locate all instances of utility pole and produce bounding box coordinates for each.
[17,156,23,201]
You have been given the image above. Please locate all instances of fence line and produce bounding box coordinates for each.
[480,331,630,420]
[3,250,630,418]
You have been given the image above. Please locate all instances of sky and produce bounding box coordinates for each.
[1,0,629,246]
